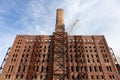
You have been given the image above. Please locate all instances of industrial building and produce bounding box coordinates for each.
[0,9,120,80]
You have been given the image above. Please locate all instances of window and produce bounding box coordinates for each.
[82,55,84,58]
[18,66,21,72]
[109,75,112,79]
[87,54,89,58]
[46,75,48,79]
[97,59,100,62]
[92,59,95,63]
[13,58,16,62]
[12,54,15,57]
[5,75,7,79]
[11,58,13,62]
[34,74,37,79]
[21,59,23,62]
[99,66,102,72]
[76,66,79,72]
[8,66,14,72]
[23,66,26,72]
[106,66,109,71]
[43,54,45,57]
[72,75,74,79]
[109,66,112,72]
[96,75,99,79]
[96,54,98,58]
[27,49,30,52]
[89,66,92,72]
[25,59,27,62]
[93,46,96,48]
[8,75,11,79]
[90,50,92,52]
[86,50,88,52]
[91,54,93,58]
[106,66,112,72]
[5,75,11,79]
[41,66,44,72]
[94,66,97,72]
[101,50,103,52]
[46,66,48,72]
[8,66,11,72]
[84,66,87,71]
[22,54,24,57]
[43,59,44,62]
[77,75,80,79]
[20,75,24,79]
[104,50,106,52]
[88,59,90,63]
[75,54,77,58]
[15,54,17,57]
[112,75,115,79]
[94,50,97,52]
[16,75,19,79]
[101,75,104,79]
[40,75,42,79]
[36,66,39,72]
[107,59,109,62]
[71,66,74,72]
[89,46,91,48]
[91,75,94,79]
[26,54,29,57]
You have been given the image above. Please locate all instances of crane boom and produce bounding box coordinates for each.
[68,19,79,35]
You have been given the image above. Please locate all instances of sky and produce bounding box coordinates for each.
[0,0,120,65]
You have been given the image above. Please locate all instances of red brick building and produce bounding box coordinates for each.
[0,9,120,80]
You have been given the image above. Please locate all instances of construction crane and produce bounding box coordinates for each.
[68,19,79,35]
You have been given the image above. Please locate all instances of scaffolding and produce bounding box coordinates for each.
[109,48,120,75]
[53,32,68,80]
[0,47,11,74]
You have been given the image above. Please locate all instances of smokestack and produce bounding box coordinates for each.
[55,8,65,32]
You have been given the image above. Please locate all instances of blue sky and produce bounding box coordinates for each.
[0,0,120,65]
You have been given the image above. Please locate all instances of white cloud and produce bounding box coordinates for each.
[0,0,120,65]
[27,0,46,18]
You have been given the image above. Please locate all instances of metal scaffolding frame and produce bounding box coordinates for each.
[0,47,11,73]
[52,32,68,80]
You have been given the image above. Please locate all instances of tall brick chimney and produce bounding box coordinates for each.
[55,8,65,32]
